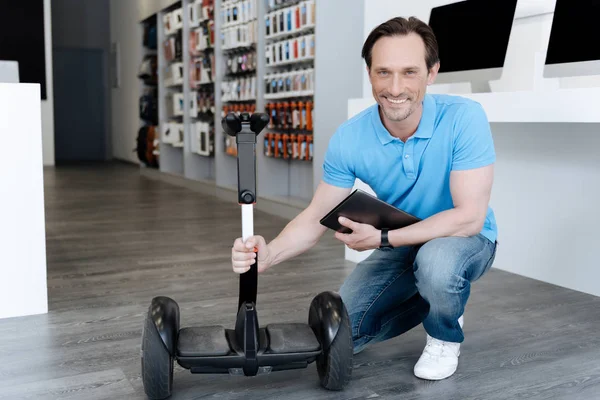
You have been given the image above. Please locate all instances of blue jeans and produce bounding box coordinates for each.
[339,234,497,354]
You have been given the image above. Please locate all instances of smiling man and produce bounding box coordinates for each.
[231,16,498,381]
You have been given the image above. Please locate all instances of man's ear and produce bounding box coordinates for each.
[427,62,440,85]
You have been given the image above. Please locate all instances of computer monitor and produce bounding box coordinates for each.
[544,0,600,78]
[428,0,518,92]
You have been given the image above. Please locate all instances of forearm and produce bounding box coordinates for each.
[267,208,326,267]
[388,207,482,247]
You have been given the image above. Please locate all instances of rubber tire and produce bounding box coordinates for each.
[141,312,174,399]
[316,303,353,390]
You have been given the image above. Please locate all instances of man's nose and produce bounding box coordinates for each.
[389,74,404,97]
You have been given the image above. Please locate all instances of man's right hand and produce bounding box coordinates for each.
[231,235,270,274]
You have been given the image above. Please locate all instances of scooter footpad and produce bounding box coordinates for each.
[177,326,231,357]
[266,323,321,354]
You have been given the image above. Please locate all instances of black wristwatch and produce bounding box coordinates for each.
[379,228,393,249]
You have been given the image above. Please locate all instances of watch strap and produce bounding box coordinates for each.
[380,228,393,248]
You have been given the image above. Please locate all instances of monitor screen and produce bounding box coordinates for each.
[428,0,518,73]
[545,0,600,65]
[0,1,47,99]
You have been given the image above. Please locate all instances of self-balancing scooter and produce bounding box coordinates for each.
[141,112,353,399]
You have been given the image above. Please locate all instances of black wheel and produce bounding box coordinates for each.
[141,311,174,399]
[315,303,353,390]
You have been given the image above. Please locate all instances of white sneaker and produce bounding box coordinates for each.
[413,315,464,380]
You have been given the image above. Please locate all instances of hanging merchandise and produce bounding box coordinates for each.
[265,0,315,40]
[193,20,215,52]
[143,22,158,50]
[225,50,257,75]
[220,0,258,50]
[135,125,159,168]
[265,33,315,66]
[161,122,184,146]
[221,77,256,102]
[191,54,215,86]
[165,92,185,118]
[164,62,184,87]
[191,121,214,156]
[139,87,158,125]
[197,89,215,118]
[264,68,313,99]
[138,55,158,83]
[264,100,313,132]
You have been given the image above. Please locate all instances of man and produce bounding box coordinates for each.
[230,16,498,381]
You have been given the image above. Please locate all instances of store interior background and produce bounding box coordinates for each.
[4,0,600,314]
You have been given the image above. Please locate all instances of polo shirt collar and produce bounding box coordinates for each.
[372,94,436,144]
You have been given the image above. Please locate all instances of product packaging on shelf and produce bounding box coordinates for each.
[220,0,258,50]
[225,50,257,75]
[265,100,313,131]
[265,0,315,40]
[265,33,315,66]
[163,8,184,36]
[165,92,184,117]
[161,122,184,146]
[189,0,214,28]
[191,121,214,156]
[221,76,256,102]
[190,54,215,86]
[264,68,314,99]
[263,131,313,161]
[163,34,182,62]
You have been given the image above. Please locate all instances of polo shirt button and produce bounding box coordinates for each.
[404,154,410,159]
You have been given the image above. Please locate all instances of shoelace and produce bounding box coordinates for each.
[424,337,448,357]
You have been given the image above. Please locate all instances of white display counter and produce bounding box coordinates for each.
[0,83,48,319]
[349,87,600,125]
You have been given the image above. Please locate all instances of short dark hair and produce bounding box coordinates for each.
[361,16,439,71]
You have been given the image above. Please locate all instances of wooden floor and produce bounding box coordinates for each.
[1,162,600,399]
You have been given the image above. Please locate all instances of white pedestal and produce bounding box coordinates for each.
[0,83,48,319]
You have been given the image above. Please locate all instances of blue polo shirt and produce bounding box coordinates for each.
[323,93,497,243]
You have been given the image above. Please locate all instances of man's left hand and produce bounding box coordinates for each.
[335,217,380,251]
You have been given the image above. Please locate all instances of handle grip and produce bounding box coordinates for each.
[238,251,258,310]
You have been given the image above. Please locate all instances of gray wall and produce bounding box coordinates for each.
[313,0,365,192]
[51,0,112,161]
[52,0,110,49]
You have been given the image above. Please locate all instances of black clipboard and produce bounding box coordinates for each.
[319,189,421,234]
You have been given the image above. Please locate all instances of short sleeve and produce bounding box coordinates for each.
[322,129,355,188]
[451,102,496,171]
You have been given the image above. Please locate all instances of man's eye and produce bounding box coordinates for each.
[378,71,388,76]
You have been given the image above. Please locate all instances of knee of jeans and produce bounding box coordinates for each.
[339,292,369,339]
[413,238,466,295]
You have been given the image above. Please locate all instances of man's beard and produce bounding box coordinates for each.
[380,98,415,122]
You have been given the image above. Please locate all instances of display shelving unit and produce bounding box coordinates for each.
[137,0,365,217]
[257,0,315,206]
[183,0,217,182]
[215,0,260,192]
[157,1,185,176]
